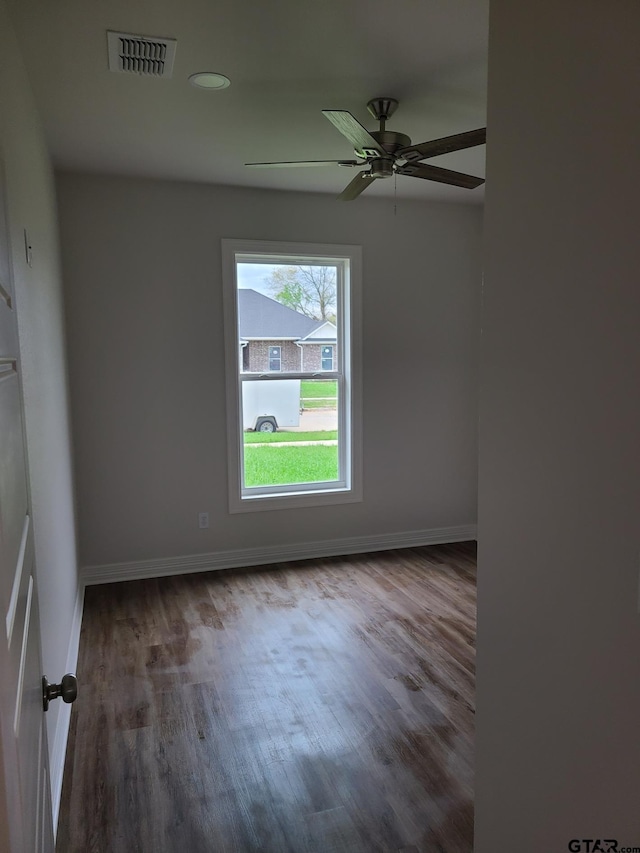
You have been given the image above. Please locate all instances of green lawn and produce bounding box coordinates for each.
[244,430,337,444]
[302,399,337,409]
[243,444,338,487]
[301,380,337,398]
[300,379,337,409]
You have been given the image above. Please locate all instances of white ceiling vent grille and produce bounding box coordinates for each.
[107,31,177,78]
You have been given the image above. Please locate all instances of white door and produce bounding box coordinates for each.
[0,159,55,851]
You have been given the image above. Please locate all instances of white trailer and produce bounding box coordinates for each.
[242,379,301,432]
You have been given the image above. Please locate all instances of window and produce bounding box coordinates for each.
[321,345,334,371]
[222,239,362,512]
[268,345,281,372]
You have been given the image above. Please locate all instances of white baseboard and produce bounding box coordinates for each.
[50,581,85,836]
[83,525,477,586]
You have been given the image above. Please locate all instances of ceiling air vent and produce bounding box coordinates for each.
[107,31,177,78]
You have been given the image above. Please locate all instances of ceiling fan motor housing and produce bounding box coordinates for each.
[364,129,412,178]
[370,130,411,155]
[369,157,394,179]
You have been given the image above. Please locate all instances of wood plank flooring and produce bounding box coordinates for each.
[57,542,476,853]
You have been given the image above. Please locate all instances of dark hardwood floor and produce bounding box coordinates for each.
[57,542,476,853]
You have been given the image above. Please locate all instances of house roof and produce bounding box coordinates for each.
[238,289,335,341]
[299,321,337,344]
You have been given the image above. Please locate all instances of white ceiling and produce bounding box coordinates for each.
[9,0,489,204]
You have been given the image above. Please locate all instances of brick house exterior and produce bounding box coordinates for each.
[238,289,337,373]
[242,339,301,372]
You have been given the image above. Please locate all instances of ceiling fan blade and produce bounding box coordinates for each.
[246,159,362,168]
[337,172,378,201]
[398,162,484,189]
[322,110,384,157]
[398,128,486,162]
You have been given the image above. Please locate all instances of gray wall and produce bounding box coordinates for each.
[476,0,640,849]
[0,0,79,820]
[57,173,482,569]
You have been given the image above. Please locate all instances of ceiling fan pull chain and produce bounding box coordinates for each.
[394,172,397,217]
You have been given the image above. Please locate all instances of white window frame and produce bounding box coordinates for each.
[222,239,362,513]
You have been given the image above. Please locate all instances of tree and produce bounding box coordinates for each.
[266,265,336,322]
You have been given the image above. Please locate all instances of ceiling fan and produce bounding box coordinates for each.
[246,97,486,201]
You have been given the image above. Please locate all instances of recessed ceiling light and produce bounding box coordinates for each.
[188,72,231,90]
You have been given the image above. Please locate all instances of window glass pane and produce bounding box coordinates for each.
[321,345,334,371]
[237,262,338,377]
[268,346,281,372]
[224,240,361,510]
[241,379,339,488]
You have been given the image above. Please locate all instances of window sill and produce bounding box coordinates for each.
[230,484,363,514]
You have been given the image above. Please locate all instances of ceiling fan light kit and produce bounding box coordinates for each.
[368,158,393,179]
[245,97,486,201]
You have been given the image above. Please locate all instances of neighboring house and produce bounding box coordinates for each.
[238,288,337,373]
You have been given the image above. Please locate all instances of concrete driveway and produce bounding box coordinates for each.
[287,408,337,432]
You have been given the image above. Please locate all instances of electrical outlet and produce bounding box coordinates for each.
[198,512,210,529]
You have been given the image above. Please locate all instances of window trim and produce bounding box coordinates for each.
[222,239,362,513]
